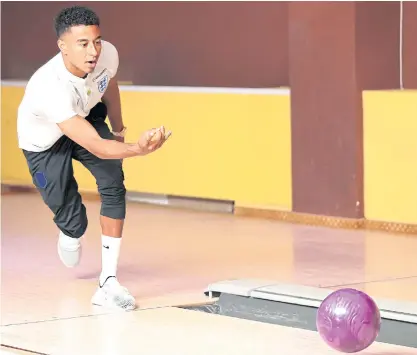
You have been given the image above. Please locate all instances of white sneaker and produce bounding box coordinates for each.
[91,277,137,310]
[57,232,82,268]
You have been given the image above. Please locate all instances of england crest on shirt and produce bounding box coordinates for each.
[97,75,109,93]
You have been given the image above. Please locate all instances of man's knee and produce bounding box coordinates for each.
[55,202,88,239]
[99,184,127,220]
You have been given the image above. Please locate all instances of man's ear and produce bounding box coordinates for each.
[57,39,67,55]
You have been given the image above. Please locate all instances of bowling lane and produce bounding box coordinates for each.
[3,193,417,329]
[1,307,417,355]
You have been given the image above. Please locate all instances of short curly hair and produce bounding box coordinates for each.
[54,6,100,37]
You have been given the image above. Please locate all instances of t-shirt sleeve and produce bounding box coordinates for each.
[102,40,119,78]
[42,85,79,123]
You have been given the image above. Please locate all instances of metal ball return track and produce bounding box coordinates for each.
[179,279,417,348]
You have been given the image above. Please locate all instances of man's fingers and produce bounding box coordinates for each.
[140,127,171,152]
[159,125,165,136]
[147,128,158,141]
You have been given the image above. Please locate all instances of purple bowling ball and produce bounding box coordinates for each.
[316,288,381,353]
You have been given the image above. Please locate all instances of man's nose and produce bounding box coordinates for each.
[88,43,98,57]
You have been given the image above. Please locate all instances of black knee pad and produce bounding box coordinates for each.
[55,203,88,239]
[99,185,127,220]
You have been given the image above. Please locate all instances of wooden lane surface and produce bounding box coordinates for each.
[2,193,417,327]
[2,307,417,355]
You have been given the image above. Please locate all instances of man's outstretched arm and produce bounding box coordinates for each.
[57,115,162,159]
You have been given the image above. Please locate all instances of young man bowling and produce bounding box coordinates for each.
[17,6,170,310]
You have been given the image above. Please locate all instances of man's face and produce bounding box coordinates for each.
[58,25,102,77]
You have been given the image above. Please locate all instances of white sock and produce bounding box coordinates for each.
[99,235,122,287]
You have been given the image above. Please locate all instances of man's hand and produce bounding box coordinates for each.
[138,126,172,155]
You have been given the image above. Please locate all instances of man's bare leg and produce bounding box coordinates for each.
[101,215,124,236]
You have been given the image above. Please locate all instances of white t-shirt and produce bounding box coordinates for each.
[17,40,119,152]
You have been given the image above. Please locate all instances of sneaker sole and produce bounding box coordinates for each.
[91,288,137,311]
